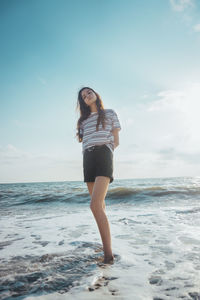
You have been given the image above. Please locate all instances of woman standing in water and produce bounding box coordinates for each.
[76,87,121,264]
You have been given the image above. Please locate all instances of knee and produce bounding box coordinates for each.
[90,201,97,213]
[90,201,102,214]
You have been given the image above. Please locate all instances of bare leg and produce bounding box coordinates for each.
[89,176,114,263]
[86,182,105,210]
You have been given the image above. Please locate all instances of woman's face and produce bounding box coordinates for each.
[81,88,97,106]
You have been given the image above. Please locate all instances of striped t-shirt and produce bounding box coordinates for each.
[80,109,121,154]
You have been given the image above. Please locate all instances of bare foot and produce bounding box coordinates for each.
[103,254,114,264]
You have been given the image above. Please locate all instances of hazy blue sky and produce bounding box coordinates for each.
[1,0,200,183]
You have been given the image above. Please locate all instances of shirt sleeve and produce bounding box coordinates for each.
[112,110,121,131]
[80,122,84,135]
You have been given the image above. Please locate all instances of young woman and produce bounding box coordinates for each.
[76,86,121,264]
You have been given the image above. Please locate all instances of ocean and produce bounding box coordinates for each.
[0,177,200,300]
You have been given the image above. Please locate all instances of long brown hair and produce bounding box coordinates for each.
[76,87,106,142]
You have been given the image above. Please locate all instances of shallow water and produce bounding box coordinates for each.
[0,177,200,299]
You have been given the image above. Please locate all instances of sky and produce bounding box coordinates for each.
[0,0,200,183]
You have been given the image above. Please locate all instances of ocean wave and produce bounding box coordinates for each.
[1,182,200,207]
[107,186,200,199]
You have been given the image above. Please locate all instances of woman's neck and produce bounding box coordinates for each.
[90,103,98,112]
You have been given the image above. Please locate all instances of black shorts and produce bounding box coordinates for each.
[83,144,113,184]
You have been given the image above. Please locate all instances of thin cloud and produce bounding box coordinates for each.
[0,144,64,164]
[169,0,194,12]
[146,82,200,152]
[0,144,83,183]
[13,119,31,128]
[193,23,200,32]
[38,76,47,85]
[118,82,200,169]
[158,147,200,164]
[0,144,30,161]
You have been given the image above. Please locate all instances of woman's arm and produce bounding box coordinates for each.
[112,128,120,149]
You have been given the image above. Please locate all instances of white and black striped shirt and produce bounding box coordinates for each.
[80,109,121,154]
